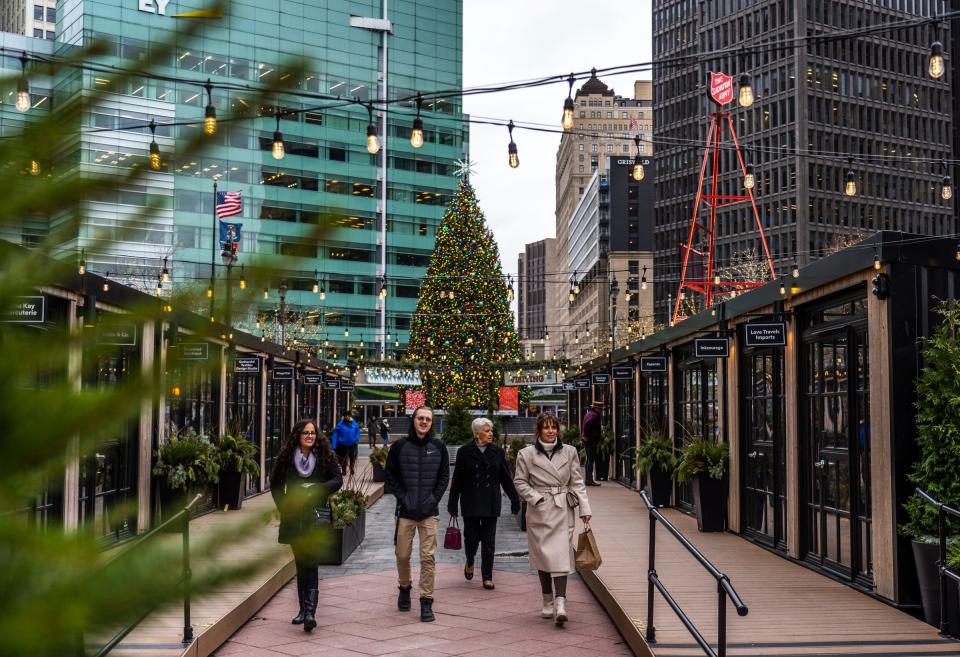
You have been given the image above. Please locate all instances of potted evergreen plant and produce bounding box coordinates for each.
[152,429,219,519]
[676,438,729,532]
[213,433,260,510]
[441,402,473,465]
[595,429,614,481]
[320,468,371,565]
[900,299,960,632]
[369,444,389,482]
[635,427,676,506]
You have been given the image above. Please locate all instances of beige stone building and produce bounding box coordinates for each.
[1,0,56,39]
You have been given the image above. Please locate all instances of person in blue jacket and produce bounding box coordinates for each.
[331,411,361,477]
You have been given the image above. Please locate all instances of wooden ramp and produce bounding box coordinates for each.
[580,484,960,657]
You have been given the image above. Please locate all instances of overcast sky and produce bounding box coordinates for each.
[462,0,654,285]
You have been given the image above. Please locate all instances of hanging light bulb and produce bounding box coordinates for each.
[15,54,30,113]
[344,327,350,337]
[28,159,40,176]
[155,276,163,295]
[203,79,217,135]
[632,135,645,181]
[366,102,380,154]
[561,74,575,130]
[568,287,575,302]
[272,112,285,160]
[943,175,953,201]
[955,242,960,261]
[379,278,387,299]
[312,270,320,294]
[714,274,720,286]
[641,266,648,290]
[102,274,110,293]
[78,249,86,275]
[929,39,945,79]
[161,258,170,283]
[844,162,857,197]
[874,251,881,271]
[263,287,269,300]
[506,276,514,301]
[148,119,161,170]
[507,120,519,169]
[744,168,755,190]
[779,279,787,296]
[738,72,754,107]
[792,262,800,279]
[410,93,424,148]
[239,266,246,290]
[207,286,213,298]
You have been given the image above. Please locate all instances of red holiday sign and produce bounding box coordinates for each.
[709,71,734,106]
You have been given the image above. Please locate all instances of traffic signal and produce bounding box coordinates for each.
[871,273,890,300]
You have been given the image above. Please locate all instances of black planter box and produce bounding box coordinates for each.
[912,540,960,635]
[371,462,386,483]
[691,474,727,532]
[217,471,245,510]
[319,510,366,565]
[645,465,672,507]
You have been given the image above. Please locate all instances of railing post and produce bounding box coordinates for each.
[717,578,728,657]
[182,508,193,645]
[939,506,949,637]
[646,504,657,643]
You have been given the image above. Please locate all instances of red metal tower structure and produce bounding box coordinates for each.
[673,72,777,325]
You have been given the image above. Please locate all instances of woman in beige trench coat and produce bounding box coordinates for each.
[513,413,591,627]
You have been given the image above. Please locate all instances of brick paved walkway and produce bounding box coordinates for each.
[213,488,632,657]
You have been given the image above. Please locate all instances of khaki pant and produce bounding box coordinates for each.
[396,516,438,598]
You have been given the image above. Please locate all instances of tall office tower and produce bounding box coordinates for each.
[1,0,466,363]
[0,0,56,39]
[518,238,561,358]
[652,1,952,323]
[555,76,653,357]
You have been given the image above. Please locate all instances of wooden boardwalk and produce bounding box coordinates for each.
[102,459,383,657]
[580,484,960,657]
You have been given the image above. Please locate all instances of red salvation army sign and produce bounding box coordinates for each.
[709,71,734,105]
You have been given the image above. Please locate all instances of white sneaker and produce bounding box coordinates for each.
[541,593,554,619]
[554,595,567,626]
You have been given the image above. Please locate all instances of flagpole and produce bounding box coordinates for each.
[210,180,217,319]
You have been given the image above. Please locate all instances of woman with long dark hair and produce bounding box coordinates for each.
[270,418,342,632]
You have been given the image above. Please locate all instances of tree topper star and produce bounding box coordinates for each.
[453,158,477,180]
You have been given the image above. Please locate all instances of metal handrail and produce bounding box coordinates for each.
[85,494,202,657]
[640,489,748,657]
[916,487,960,637]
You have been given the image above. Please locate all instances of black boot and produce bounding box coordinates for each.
[397,584,412,611]
[420,597,435,622]
[302,589,318,632]
[291,576,306,625]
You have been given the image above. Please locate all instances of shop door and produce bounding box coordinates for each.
[264,380,291,488]
[614,378,636,486]
[740,348,786,548]
[803,313,872,584]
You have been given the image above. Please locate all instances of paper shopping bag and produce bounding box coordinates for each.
[575,528,602,571]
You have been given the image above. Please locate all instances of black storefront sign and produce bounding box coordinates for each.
[612,366,634,380]
[234,356,261,373]
[272,366,294,381]
[744,322,787,348]
[324,378,341,389]
[2,295,45,323]
[178,343,209,360]
[562,382,576,391]
[98,323,137,346]
[591,372,611,385]
[695,337,729,358]
[302,373,323,385]
[574,378,591,389]
[340,381,355,391]
[640,356,667,372]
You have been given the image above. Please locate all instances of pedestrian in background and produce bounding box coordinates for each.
[384,406,448,622]
[448,417,521,590]
[367,414,380,448]
[331,411,360,477]
[580,401,603,486]
[513,413,592,627]
[380,417,391,445]
[269,419,343,632]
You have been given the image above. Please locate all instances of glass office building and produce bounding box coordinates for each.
[2,0,466,362]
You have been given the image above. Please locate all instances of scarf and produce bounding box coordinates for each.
[538,439,559,452]
[293,449,316,478]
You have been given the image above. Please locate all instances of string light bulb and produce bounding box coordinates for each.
[792,262,800,279]
[148,119,161,170]
[263,287,269,300]
[561,74,575,130]
[312,270,320,294]
[568,287,575,302]
[874,251,881,271]
[15,54,29,112]
[239,266,246,289]
[366,103,380,154]
[203,79,217,135]
[379,278,387,299]
[779,279,786,296]
[78,249,86,275]
[641,266,648,291]
[410,93,424,148]
[844,161,857,197]
[738,72,754,107]
[744,168,755,190]
[161,257,170,283]
[632,135,645,181]
[272,112,285,160]
[155,277,163,296]
[344,327,350,337]
[507,120,519,169]
[929,39,945,79]
[29,159,39,176]
[943,176,954,201]
[102,274,110,293]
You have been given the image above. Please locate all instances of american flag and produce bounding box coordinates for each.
[629,118,638,131]
[215,191,242,218]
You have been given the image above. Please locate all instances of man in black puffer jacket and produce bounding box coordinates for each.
[384,405,449,622]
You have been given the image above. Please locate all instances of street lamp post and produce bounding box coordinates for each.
[220,232,237,328]
[608,276,619,430]
[278,280,288,347]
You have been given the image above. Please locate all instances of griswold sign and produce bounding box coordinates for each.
[710,71,734,106]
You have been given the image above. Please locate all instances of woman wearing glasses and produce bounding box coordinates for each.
[270,419,343,632]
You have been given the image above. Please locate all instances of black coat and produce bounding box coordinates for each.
[447,441,521,518]
[384,434,449,521]
[271,451,342,546]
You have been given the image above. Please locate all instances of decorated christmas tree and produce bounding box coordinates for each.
[407,177,522,409]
